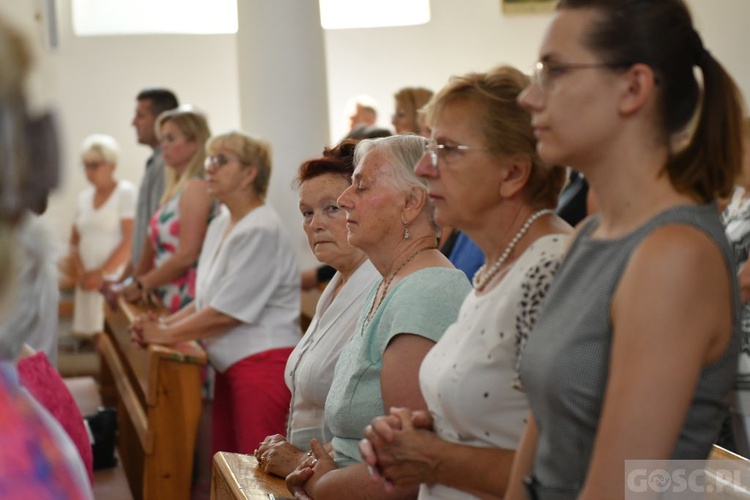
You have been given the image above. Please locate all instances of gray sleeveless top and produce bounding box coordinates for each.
[520,203,740,499]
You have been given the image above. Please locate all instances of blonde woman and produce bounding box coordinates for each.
[123,106,214,312]
[391,87,433,136]
[360,66,569,499]
[133,131,300,455]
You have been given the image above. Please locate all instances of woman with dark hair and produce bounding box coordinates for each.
[255,141,380,477]
[506,1,744,498]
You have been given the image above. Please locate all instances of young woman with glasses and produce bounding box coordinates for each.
[506,1,744,498]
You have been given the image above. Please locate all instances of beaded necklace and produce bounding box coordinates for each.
[360,246,436,336]
[472,209,554,292]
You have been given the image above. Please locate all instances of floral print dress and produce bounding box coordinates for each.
[148,187,213,313]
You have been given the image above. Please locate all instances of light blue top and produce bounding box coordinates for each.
[325,267,471,466]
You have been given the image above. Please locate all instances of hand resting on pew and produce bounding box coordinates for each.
[285,439,336,500]
[128,303,239,347]
[255,434,322,478]
[128,309,164,348]
[256,435,335,478]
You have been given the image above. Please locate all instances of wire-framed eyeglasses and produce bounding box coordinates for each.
[423,139,489,168]
[204,154,231,170]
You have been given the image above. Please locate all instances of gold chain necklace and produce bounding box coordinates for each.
[359,246,436,336]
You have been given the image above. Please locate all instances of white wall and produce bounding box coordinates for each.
[324,0,552,140]
[1,0,749,265]
[0,0,241,248]
[324,0,750,141]
[688,0,750,102]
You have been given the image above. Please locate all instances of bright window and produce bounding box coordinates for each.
[319,0,430,30]
[71,0,429,36]
[71,0,238,36]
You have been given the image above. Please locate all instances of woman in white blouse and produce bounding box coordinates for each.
[255,139,379,478]
[359,66,571,498]
[132,130,300,456]
[70,134,136,338]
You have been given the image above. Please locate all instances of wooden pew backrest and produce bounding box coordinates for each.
[102,297,206,500]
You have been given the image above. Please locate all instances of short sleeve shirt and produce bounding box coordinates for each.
[325,267,471,466]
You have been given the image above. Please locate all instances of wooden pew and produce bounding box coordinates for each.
[210,445,750,499]
[705,445,750,499]
[211,453,292,499]
[709,444,750,461]
[100,297,207,500]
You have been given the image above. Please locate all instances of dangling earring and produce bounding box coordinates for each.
[403,225,410,239]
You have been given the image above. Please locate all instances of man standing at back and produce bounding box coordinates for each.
[107,88,178,293]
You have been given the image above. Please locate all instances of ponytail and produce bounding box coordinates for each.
[666,42,745,202]
[558,0,745,203]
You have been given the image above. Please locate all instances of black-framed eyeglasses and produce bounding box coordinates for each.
[423,139,489,168]
[204,154,231,170]
[531,60,631,89]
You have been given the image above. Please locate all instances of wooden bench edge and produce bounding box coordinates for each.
[98,333,151,453]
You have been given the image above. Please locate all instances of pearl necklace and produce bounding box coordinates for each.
[360,246,437,336]
[472,209,555,292]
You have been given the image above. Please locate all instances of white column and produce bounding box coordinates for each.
[236,0,330,266]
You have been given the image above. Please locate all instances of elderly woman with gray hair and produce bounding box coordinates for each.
[70,134,136,338]
[286,135,471,499]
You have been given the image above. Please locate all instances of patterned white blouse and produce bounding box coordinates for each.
[417,234,566,500]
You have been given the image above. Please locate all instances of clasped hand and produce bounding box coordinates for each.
[129,311,166,347]
[358,407,438,491]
